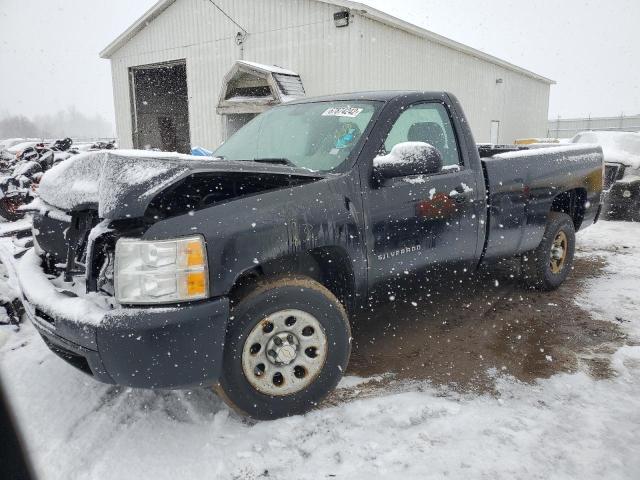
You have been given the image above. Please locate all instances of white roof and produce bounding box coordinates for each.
[100,0,554,85]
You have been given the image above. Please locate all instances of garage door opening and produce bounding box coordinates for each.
[130,60,190,153]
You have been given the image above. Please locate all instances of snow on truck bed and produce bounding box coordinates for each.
[490,143,603,162]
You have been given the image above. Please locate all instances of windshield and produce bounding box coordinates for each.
[215,101,379,172]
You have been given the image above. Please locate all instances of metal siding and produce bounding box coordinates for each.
[108,0,550,149]
[548,115,640,138]
[345,14,550,143]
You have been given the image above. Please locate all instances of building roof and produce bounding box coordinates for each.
[100,0,554,85]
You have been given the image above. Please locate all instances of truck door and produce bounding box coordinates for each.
[361,101,481,285]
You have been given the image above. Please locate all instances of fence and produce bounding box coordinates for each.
[547,114,640,139]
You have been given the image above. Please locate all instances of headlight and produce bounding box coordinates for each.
[114,235,208,304]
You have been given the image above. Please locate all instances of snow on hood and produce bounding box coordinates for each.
[37,150,209,218]
[572,131,640,169]
[37,149,325,220]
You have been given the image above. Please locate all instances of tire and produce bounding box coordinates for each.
[521,212,575,291]
[216,275,351,420]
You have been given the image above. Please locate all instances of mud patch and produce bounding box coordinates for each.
[345,256,627,394]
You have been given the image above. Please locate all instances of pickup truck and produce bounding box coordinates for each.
[16,91,603,420]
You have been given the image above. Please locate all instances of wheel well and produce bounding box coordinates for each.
[551,188,587,230]
[228,247,356,314]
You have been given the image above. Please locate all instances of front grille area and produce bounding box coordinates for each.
[35,308,56,326]
[604,164,625,190]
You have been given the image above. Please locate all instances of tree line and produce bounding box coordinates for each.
[0,107,114,140]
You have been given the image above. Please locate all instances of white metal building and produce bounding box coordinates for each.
[101,0,554,153]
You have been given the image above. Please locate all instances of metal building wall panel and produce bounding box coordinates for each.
[108,0,551,149]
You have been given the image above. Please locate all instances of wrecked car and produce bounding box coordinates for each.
[0,138,76,220]
[16,91,603,420]
[571,130,640,221]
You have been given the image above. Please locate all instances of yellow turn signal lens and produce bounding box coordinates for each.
[185,239,206,267]
[186,271,207,297]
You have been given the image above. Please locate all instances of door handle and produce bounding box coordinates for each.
[449,185,473,203]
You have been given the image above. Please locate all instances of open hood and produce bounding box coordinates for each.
[38,150,325,220]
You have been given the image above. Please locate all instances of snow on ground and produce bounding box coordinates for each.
[0,216,31,237]
[1,221,640,480]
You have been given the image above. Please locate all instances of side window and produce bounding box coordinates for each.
[383,103,461,168]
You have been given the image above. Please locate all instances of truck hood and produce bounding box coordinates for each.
[37,150,325,220]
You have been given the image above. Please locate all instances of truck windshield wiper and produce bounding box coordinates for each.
[251,158,296,167]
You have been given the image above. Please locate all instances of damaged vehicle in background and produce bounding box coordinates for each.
[572,130,640,221]
[0,138,75,220]
[13,91,603,420]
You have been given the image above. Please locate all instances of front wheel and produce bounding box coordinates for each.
[521,212,576,290]
[216,276,351,420]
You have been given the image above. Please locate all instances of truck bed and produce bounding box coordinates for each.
[481,144,603,259]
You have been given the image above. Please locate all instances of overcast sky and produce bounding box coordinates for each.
[0,0,638,124]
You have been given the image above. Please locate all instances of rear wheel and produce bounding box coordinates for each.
[216,276,351,420]
[522,212,575,290]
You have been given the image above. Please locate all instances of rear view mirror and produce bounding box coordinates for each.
[373,142,443,181]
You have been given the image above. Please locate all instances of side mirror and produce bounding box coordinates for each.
[373,142,443,181]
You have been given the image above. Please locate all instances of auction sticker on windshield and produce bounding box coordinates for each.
[322,106,364,118]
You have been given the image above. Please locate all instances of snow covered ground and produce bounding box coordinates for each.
[1,221,639,480]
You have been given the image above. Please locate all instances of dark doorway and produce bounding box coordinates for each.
[130,61,190,153]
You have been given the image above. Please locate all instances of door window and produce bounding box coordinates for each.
[383,103,461,168]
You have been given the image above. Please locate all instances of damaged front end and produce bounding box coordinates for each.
[17,150,324,388]
[31,156,323,297]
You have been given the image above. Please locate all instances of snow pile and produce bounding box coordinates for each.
[571,131,640,168]
[11,160,39,177]
[14,248,109,325]
[0,217,32,236]
[0,255,18,305]
[575,221,640,338]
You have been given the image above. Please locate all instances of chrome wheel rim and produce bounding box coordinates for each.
[242,309,328,396]
[550,230,568,274]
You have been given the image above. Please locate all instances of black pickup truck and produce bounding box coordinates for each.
[16,91,603,420]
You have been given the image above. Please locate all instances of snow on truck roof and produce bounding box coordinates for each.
[100,0,554,85]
